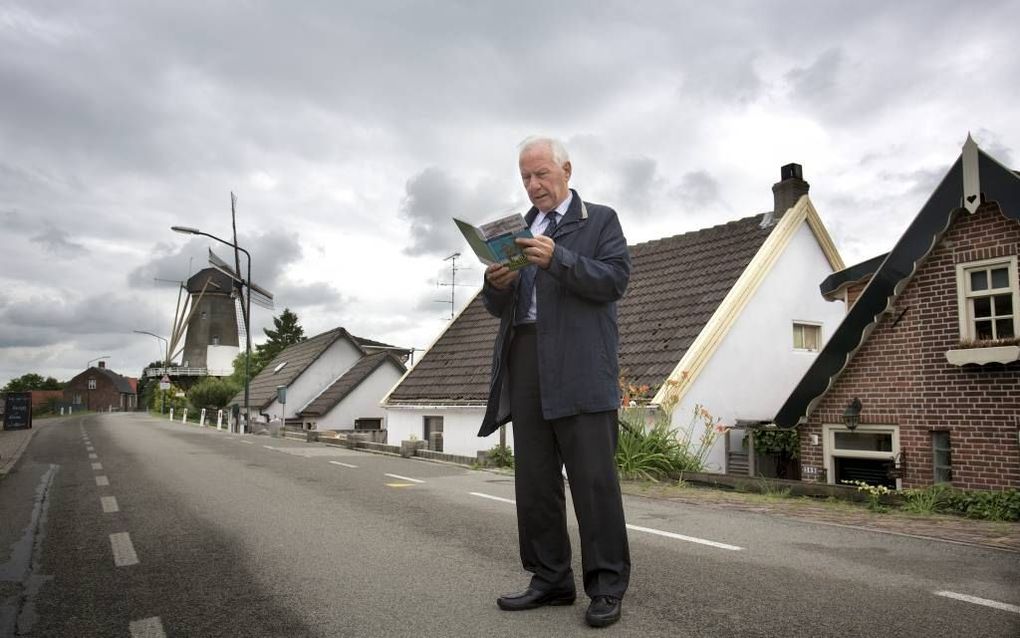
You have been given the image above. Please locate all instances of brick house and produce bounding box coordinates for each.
[64,361,138,412]
[384,164,847,465]
[775,137,1020,490]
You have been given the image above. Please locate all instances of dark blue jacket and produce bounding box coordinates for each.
[478,190,630,436]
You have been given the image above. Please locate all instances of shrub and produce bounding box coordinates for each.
[187,377,241,411]
[942,488,1020,522]
[616,401,724,482]
[901,484,953,515]
[843,480,892,512]
[487,444,514,469]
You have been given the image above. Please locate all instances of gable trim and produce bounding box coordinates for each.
[652,195,843,406]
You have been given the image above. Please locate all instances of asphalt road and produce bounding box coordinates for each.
[1,413,1017,637]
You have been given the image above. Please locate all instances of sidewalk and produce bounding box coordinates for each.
[0,418,50,477]
[622,481,1020,553]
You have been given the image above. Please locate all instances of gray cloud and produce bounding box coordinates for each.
[30,226,86,257]
[786,48,844,105]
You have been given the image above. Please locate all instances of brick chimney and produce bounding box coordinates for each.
[772,163,810,216]
[98,361,106,369]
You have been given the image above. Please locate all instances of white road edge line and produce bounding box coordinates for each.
[240,440,253,445]
[626,524,744,551]
[384,473,424,484]
[129,616,166,638]
[101,496,120,513]
[465,492,743,551]
[329,461,358,469]
[110,532,139,567]
[934,591,1020,614]
[95,476,110,487]
[470,492,516,505]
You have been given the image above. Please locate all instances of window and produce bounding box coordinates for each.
[793,322,821,351]
[823,424,900,489]
[273,361,288,374]
[423,415,444,439]
[956,257,1019,342]
[355,418,382,430]
[88,378,96,390]
[73,394,82,405]
[932,431,952,483]
[211,335,220,346]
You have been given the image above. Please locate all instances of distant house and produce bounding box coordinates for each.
[774,137,1020,490]
[63,361,138,411]
[384,164,846,466]
[230,328,407,433]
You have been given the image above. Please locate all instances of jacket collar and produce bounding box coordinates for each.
[524,189,587,238]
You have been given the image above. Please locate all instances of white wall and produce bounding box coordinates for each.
[207,345,239,376]
[308,362,404,430]
[263,338,363,420]
[672,221,845,472]
[385,406,510,457]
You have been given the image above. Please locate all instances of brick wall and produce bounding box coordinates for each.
[800,203,1020,490]
[64,373,124,412]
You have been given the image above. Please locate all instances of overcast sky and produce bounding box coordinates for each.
[2,1,1018,387]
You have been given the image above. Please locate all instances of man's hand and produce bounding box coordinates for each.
[516,235,555,269]
[485,263,519,290]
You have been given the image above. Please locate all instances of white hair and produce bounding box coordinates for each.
[518,136,570,166]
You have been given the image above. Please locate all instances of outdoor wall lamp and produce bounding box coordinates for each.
[842,398,862,431]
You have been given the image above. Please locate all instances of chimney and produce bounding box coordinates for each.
[772,163,810,216]
[98,361,106,369]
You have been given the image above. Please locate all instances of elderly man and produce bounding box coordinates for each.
[479,136,631,628]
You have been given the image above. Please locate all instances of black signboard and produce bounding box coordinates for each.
[3,392,33,430]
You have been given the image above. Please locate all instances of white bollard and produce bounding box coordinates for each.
[217,410,223,430]
[169,408,174,421]
[60,407,65,416]
[182,408,188,423]
[200,408,207,427]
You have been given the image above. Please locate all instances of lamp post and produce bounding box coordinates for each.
[171,225,252,433]
[133,330,169,414]
[86,355,111,412]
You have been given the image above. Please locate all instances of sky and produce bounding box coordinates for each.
[2,0,1019,387]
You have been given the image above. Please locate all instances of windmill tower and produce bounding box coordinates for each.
[180,268,240,375]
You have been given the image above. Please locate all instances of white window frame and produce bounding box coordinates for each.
[822,423,901,490]
[792,321,822,352]
[88,378,96,390]
[955,255,1019,342]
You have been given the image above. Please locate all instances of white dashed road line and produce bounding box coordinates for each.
[240,440,254,445]
[95,476,110,487]
[467,492,742,551]
[110,532,139,567]
[625,523,744,551]
[384,473,424,484]
[934,591,1020,614]
[329,461,358,469]
[470,492,517,505]
[129,617,166,638]
[89,453,98,460]
[92,462,103,471]
[101,496,120,513]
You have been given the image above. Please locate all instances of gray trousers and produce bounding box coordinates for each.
[509,327,630,599]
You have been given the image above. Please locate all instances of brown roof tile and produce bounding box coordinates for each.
[387,213,773,405]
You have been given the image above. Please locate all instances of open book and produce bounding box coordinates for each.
[453,213,534,271]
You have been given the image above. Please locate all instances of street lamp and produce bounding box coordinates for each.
[171,225,252,433]
[842,398,862,432]
[133,330,169,414]
[85,356,110,413]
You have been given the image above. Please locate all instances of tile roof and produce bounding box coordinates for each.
[298,352,405,416]
[231,328,356,410]
[386,213,774,405]
[96,367,136,394]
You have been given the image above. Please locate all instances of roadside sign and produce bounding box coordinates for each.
[159,375,171,391]
[3,392,33,430]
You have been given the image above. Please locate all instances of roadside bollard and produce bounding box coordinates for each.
[217,410,223,430]
[200,408,207,427]
[182,408,188,424]
[169,408,174,421]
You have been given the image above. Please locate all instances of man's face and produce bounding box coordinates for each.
[519,144,571,212]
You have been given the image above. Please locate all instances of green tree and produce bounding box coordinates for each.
[187,377,241,411]
[230,351,255,386]
[252,308,306,374]
[3,373,63,392]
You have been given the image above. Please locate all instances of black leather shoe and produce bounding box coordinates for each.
[497,587,576,611]
[585,596,622,627]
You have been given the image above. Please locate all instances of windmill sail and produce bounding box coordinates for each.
[208,248,275,310]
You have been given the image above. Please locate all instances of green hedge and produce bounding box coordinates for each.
[901,485,1020,521]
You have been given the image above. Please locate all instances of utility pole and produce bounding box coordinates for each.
[436,252,469,320]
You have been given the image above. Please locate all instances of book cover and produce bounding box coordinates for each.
[453,213,533,271]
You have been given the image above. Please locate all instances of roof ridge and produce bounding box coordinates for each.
[628,213,767,250]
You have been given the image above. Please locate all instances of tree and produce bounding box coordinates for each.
[252,308,306,374]
[3,373,63,393]
[187,377,241,411]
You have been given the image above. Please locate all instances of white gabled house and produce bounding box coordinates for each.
[383,164,846,471]
[230,328,407,433]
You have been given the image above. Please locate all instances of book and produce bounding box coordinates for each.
[453,213,534,271]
